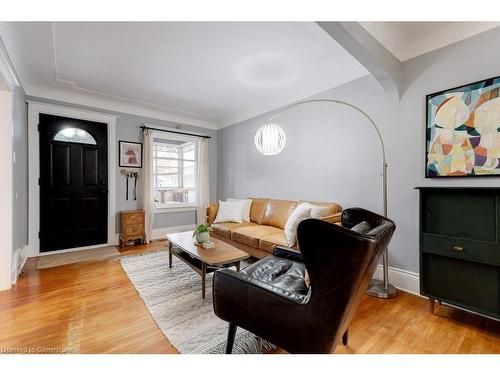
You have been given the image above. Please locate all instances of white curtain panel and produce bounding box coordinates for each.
[196,138,210,225]
[142,129,155,242]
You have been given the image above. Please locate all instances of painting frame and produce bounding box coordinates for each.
[425,74,500,178]
[119,140,143,168]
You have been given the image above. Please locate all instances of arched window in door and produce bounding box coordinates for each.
[53,128,97,145]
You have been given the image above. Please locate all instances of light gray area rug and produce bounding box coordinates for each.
[120,250,271,354]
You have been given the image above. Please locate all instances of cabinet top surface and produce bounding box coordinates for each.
[415,187,500,190]
[121,210,145,214]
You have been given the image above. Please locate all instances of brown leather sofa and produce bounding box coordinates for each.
[207,198,342,258]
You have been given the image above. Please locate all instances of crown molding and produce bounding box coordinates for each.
[25,84,219,130]
[0,36,21,89]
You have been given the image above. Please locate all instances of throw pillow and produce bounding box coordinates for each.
[284,203,312,247]
[350,221,372,234]
[213,200,246,223]
[308,204,330,219]
[227,198,252,222]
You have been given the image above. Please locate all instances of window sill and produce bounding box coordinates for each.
[155,206,197,214]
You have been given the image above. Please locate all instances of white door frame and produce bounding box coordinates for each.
[28,101,117,257]
[0,83,13,290]
[0,37,19,290]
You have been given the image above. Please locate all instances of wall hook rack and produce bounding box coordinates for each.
[120,169,140,201]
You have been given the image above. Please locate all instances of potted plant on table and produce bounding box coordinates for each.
[193,224,212,245]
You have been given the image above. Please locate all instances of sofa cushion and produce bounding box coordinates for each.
[227,198,252,222]
[261,199,297,229]
[211,222,256,238]
[213,200,247,223]
[249,198,269,224]
[259,231,289,252]
[284,202,312,247]
[231,225,282,248]
[206,202,219,224]
[297,200,341,217]
[308,205,330,219]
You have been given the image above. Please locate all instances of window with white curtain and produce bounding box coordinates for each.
[152,135,197,209]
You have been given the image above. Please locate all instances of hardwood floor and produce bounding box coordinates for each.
[0,241,498,354]
[0,242,174,354]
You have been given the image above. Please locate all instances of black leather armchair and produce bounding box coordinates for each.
[212,208,396,354]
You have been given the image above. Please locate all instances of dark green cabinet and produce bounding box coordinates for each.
[418,187,500,320]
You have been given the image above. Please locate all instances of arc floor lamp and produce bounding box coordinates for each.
[254,99,396,299]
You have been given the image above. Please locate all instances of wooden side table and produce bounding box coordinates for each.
[120,210,146,247]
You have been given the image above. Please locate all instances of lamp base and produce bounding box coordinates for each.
[366,279,397,299]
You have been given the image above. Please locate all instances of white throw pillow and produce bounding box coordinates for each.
[213,200,246,223]
[227,198,252,222]
[309,204,330,219]
[284,203,312,247]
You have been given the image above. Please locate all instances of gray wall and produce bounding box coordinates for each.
[12,85,28,250]
[218,27,500,274]
[27,96,218,233]
[218,74,392,212]
[391,26,500,273]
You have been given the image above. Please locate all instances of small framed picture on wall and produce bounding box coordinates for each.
[119,141,143,168]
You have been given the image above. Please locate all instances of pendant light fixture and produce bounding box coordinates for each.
[254,122,286,155]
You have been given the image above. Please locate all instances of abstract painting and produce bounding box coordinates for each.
[426,76,500,177]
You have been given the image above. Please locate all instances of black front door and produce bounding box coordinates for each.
[39,114,108,252]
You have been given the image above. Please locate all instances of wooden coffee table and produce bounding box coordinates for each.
[166,231,250,299]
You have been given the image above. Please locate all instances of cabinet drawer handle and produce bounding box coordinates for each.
[452,246,464,252]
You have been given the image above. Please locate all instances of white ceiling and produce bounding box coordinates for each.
[361,22,500,61]
[0,22,369,129]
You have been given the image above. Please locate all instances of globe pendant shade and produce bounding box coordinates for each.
[254,122,286,155]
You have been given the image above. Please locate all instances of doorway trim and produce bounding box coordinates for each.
[0,38,20,290]
[0,83,13,289]
[28,101,117,257]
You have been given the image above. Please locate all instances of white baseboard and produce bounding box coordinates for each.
[11,245,29,285]
[36,243,110,257]
[152,224,195,240]
[373,264,420,296]
[114,225,195,244]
